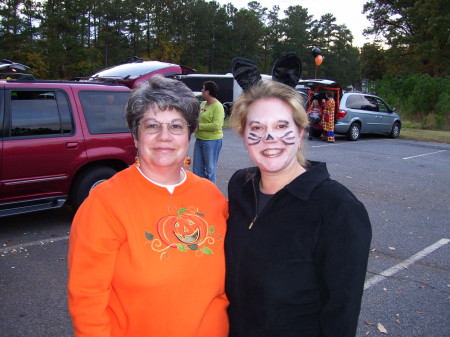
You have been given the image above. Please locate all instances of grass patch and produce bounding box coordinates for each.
[400,128,450,143]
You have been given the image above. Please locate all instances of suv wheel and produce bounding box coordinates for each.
[70,166,118,211]
[389,122,401,139]
[347,123,361,141]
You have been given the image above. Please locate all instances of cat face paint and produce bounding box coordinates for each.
[247,124,296,146]
[244,97,304,174]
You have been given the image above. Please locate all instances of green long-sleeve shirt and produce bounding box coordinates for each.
[195,100,224,140]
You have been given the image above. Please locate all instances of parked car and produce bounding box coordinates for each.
[336,92,401,140]
[87,57,196,89]
[0,77,136,217]
[297,79,401,140]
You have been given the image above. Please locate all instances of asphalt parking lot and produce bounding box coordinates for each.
[1,129,449,337]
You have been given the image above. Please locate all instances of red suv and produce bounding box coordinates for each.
[0,78,136,217]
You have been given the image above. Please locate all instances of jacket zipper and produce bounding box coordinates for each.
[248,178,258,229]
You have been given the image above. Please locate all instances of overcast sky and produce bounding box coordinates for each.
[215,0,373,47]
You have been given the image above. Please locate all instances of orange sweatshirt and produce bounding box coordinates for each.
[68,165,229,337]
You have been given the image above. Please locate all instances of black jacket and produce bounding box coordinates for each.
[225,161,372,337]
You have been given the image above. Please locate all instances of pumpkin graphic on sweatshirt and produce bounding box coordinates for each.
[144,207,219,259]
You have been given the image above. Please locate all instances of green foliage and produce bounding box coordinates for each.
[435,92,450,127]
[20,51,51,79]
[2,0,447,104]
[360,44,386,81]
[363,0,449,77]
[374,74,450,129]
[0,0,359,86]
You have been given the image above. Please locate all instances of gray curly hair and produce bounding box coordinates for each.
[126,75,200,139]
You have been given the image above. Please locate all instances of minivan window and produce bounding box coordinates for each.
[361,96,378,111]
[346,94,363,109]
[79,91,130,134]
[10,90,73,137]
[375,97,390,113]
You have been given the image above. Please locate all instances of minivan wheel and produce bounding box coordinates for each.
[70,166,118,211]
[346,123,361,141]
[389,122,401,139]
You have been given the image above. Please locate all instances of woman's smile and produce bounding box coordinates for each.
[261,148,283,156]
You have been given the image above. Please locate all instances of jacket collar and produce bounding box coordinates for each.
[243,161,329,201]
[285,161,329,200]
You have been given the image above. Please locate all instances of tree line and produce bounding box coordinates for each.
[1,0,448,125]
[0,0,370,86]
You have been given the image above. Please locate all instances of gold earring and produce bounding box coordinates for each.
[183,155,191,167]
[135,153,140,167]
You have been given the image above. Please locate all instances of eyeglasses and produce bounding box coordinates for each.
[138,119,190,135]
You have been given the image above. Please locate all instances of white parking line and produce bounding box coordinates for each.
[1,235,69,254]
[364,238,450,290]
[310,144,339,148]
[402,150,446,160]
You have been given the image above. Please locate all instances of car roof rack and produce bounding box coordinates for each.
[4,77,127,87]
[0,72,36,80]
[69,76,121,85]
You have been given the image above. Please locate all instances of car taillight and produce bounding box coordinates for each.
[337,109,347,119]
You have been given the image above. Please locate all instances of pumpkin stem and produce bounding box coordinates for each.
[177,208,189,216]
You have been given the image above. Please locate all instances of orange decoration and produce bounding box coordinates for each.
[157,208,208,247]
[315,55,323,66]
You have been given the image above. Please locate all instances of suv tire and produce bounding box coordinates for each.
[347,122,361,141]
[70,166,118,211]
[389,122,401,139]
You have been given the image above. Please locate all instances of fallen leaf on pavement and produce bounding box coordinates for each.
[377,323,388,334]
[364,322,376,326]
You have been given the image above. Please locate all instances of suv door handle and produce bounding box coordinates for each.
[66,142,79,149]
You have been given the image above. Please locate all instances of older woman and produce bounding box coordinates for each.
[225,80,372,337]
[68,76,229,337]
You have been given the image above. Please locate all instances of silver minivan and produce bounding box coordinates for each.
[297,79,401,141]
[336,92,401,141]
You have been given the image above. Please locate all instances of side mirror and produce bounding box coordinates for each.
[391,107,397,113]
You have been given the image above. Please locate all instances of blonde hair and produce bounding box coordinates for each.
[231,81,309,167]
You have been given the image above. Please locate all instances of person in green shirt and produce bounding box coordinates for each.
[193,81,224,183]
